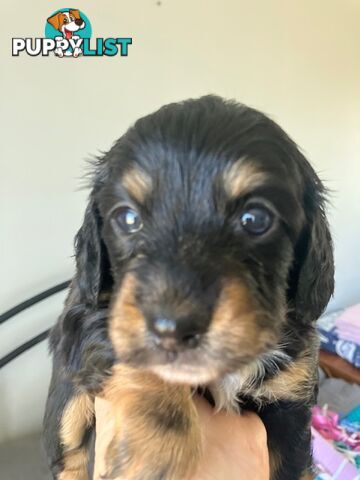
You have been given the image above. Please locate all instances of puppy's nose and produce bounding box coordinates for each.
[75,19,83,26]
[150,317,202,350]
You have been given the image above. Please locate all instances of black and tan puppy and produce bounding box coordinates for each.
[43,96,334,480]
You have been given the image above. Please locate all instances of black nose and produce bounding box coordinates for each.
[150,317,203,350]
[75,18,83,26]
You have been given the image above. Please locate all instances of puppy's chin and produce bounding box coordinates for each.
[148,363,220,385]
[117,347,223,385]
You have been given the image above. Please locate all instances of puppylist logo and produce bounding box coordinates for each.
[12,8,132,58]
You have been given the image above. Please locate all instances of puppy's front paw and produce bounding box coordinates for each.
[99,367,202,480]
[104,420,200,480]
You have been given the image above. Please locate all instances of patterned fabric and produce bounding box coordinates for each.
[317,311,360,368]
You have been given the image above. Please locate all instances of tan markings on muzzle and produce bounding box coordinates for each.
[223,158,268,198]
[98,364,201,479]
[109,273,147,358]
[122,167,153,204]
[210,278,276,358]
[59,392,94,480]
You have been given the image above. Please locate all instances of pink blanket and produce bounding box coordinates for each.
[336,304,360,344]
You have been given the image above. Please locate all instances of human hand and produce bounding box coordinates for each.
[187,396,269,480]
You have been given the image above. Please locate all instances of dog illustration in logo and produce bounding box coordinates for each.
[47,9,85,57]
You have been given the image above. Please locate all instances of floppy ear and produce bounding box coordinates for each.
[74,197,112,308]
[59,196,114,384]
[47,12,62,31]
[69,9,81,19]
[292,178,334,323]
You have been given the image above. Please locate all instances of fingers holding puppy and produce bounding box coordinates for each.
[188,396,269,480]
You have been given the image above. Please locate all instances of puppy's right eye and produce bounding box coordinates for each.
[240,206,273,235]
[111,206,143,234]
[63,17,68,23]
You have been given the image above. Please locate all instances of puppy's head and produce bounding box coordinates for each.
[47,9,85,39]
[75,96,334,385]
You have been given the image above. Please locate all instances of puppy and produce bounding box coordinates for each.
[43,96,334,480]
[47,9,85,57]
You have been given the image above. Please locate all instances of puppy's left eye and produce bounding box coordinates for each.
[240,206,273,235]
[111,206,143,234]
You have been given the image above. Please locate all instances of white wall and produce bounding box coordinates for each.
[1,0,359,440]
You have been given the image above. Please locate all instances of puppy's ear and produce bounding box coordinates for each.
[69,9,81,19]
[47,12,62,31]
[75,198,111,308]
[291,173,334,323]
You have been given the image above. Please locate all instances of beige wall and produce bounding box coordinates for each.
[0,0,359,440]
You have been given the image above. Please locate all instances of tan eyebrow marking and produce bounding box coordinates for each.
[122,167,153,204]
[223,158,268,198]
